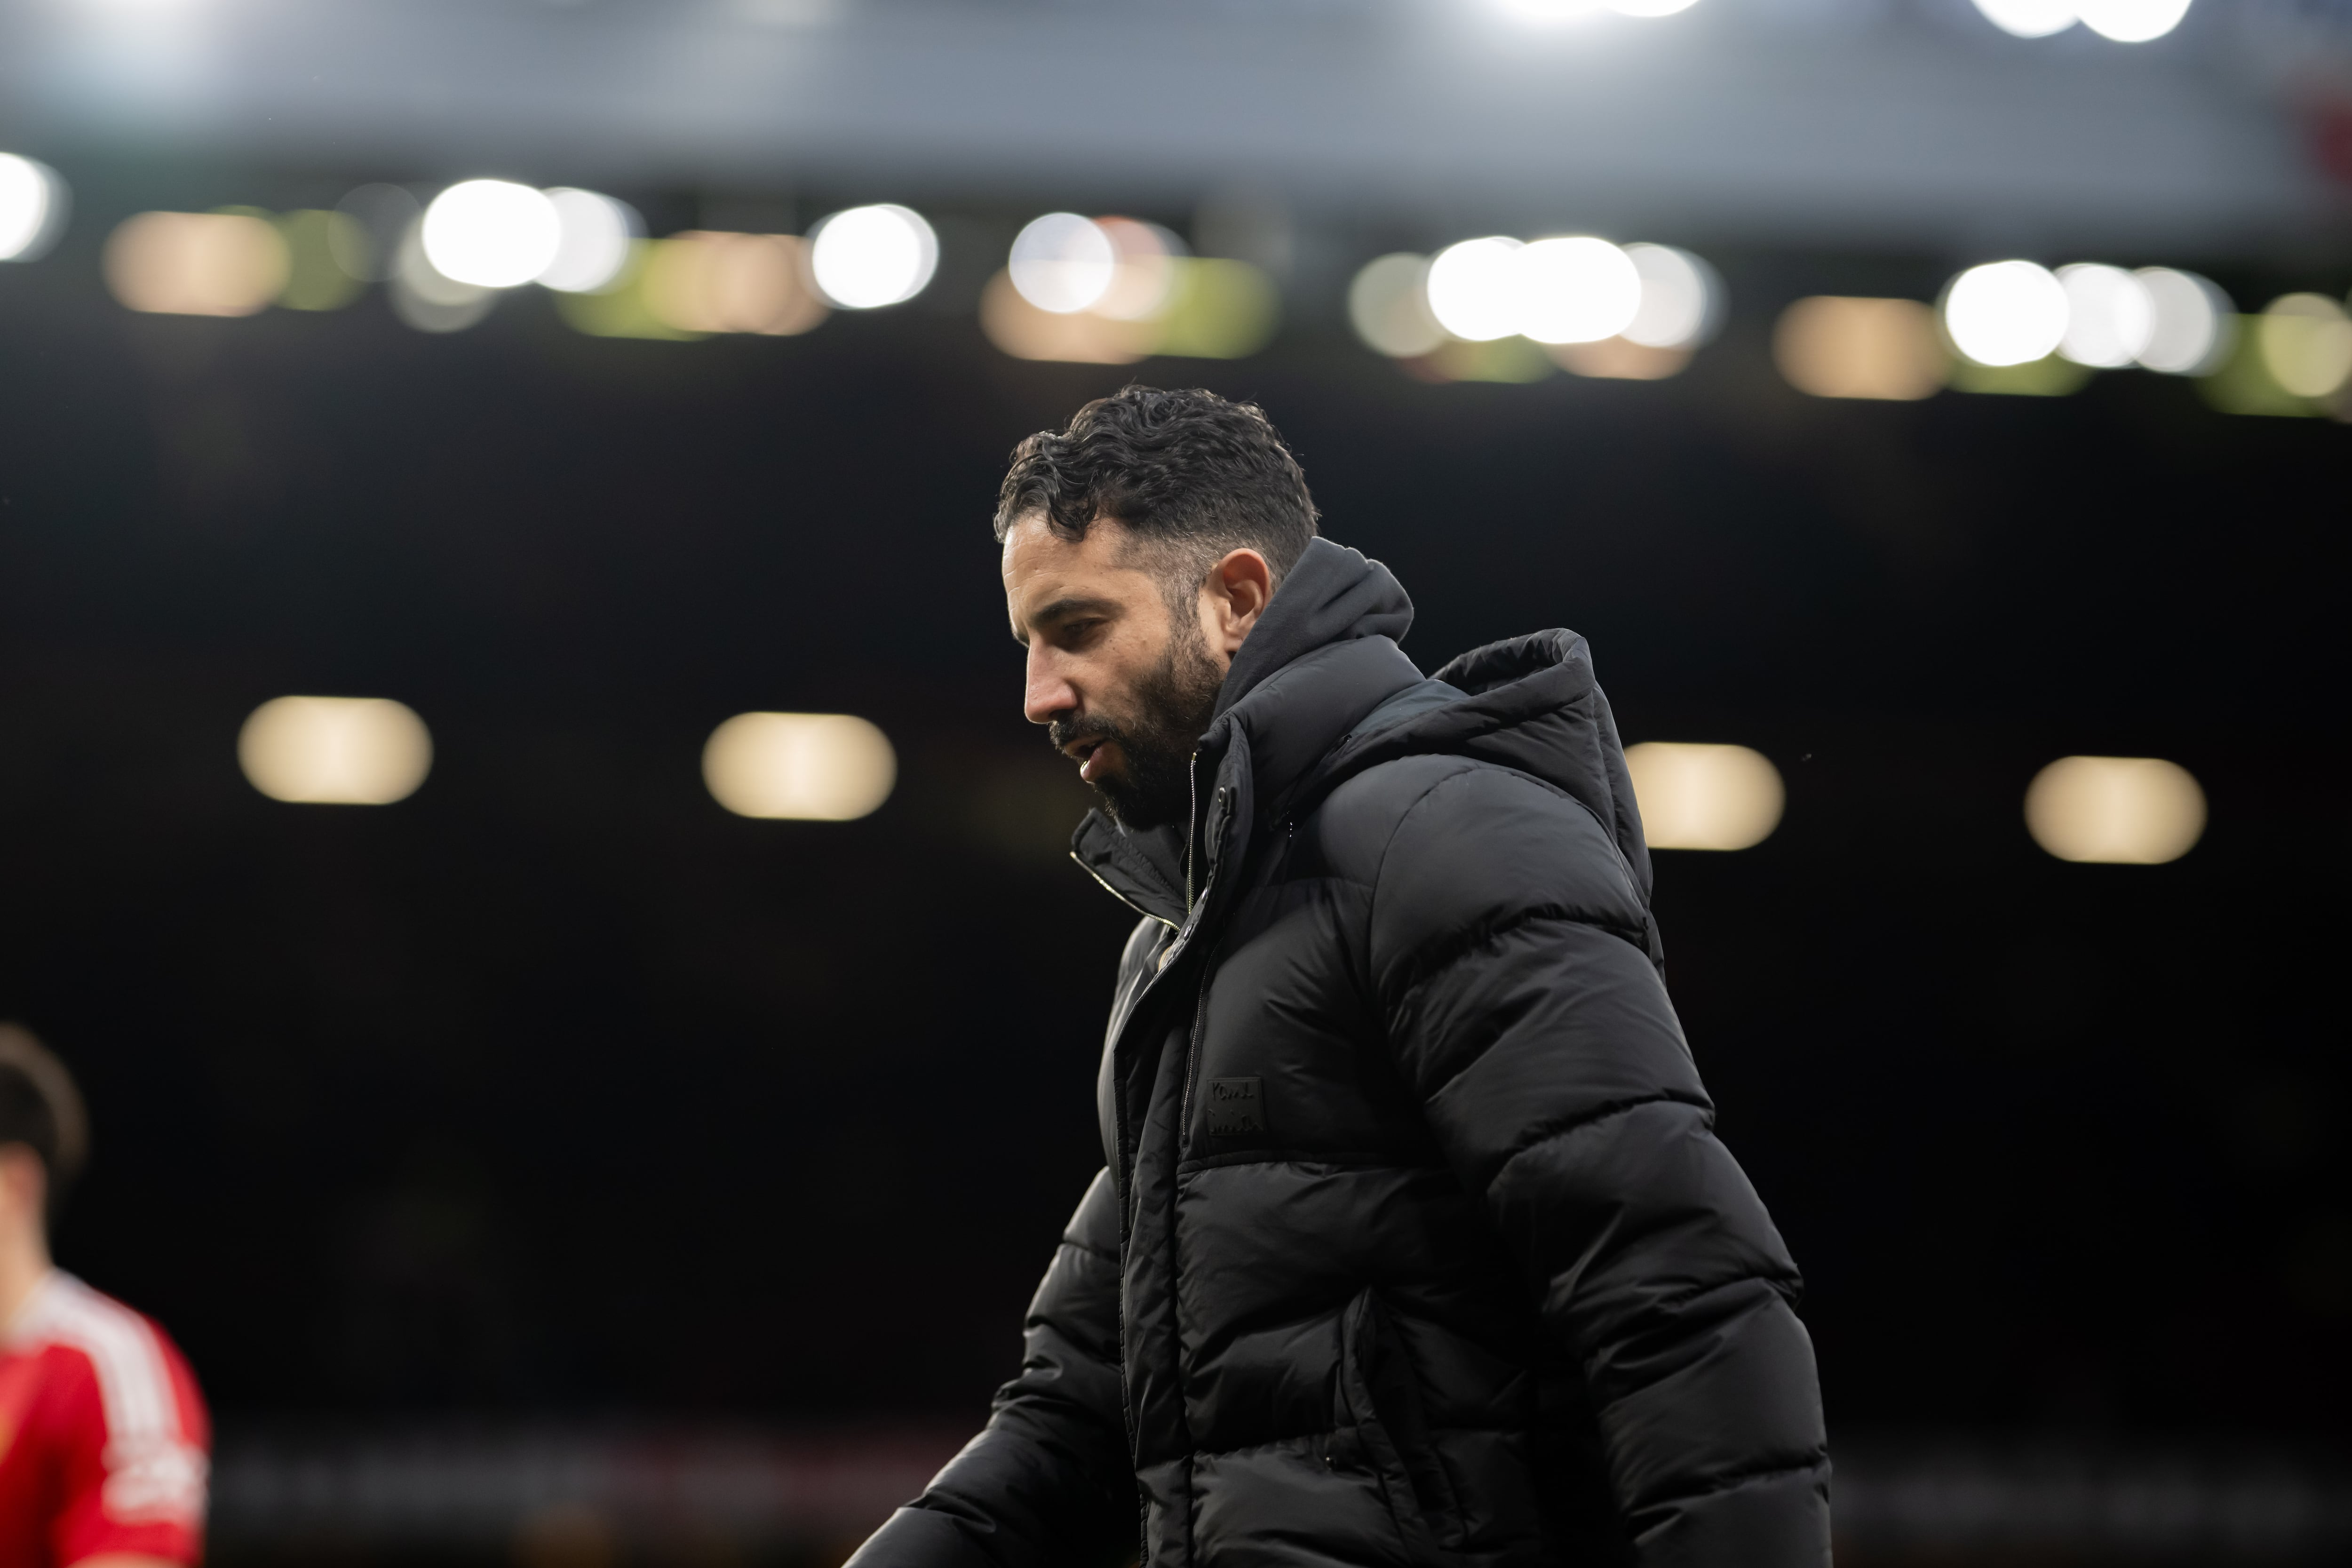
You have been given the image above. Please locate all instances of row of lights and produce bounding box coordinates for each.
[1779,264,2351,406]
[98,180,939,326]
[410,182,940,310]
[67,172,1284,360]
[238,698,897,822]
[1349,238,1721,382]
[236,699,2202,868]
[12,149,2338,406]
[1627,743,2205,864]
[1942,260,2228,371]
[1351,235,2350,411]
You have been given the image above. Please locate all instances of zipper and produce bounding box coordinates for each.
[1067,851,1181,931]
[1174,780,1233,1143]
[1182,749,1202,912]
[1175,934,1218,1146]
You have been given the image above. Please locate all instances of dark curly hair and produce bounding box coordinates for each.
[994,386,1319,597]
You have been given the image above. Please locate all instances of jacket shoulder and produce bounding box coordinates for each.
[1310,754,1650,943]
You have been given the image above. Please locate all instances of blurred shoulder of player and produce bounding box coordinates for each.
[0,1025,210,1568]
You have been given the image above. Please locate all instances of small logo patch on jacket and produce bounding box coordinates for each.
[1204,1077,1265,1136]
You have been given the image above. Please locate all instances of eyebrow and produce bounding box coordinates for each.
[1012,594,1122,646]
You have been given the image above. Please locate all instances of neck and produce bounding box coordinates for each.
[0,1222,52,1330]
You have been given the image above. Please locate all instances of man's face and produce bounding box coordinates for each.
[1003,513,1225,830]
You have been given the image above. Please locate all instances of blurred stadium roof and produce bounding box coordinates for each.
[4,0,2346,253]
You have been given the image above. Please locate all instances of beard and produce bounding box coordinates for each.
[1050,619,1226,831]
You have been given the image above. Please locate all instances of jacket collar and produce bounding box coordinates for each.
[1070,539,1423,921]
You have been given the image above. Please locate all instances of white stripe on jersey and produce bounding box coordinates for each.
[9,1271,207,1522]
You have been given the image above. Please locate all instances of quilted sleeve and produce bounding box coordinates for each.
[1367,763,1831,1568]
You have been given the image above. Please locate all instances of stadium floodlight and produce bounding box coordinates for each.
[2132,268,2233,374]
[2257,294,2352,399]
[0,155,66,262]
[2026,757,2204,864]
[538,189,639,294]
[1516,237,1642,346]
[808,204,939,310]
[2055,264,2155,367]
[1424,237,1525,342]
[1623,743,1785,852]
[1009,213,1117,315]
[704,713,897,821]
[1348,254,1447,360]
[1621,244,1723,350]
[421,180,562,289]
[239,697,433,806]
[1943,260,2069,367]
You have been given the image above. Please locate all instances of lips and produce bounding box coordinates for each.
[1076,740,1115,783]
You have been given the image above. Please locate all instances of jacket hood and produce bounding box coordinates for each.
[1072,539,1652,918]
[1315,628,1653,908]
[1213,538,1414,723]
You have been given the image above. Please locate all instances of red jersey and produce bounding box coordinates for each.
[0,1272,208,1568]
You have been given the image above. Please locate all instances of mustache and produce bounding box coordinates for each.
[1049,714,1131,754]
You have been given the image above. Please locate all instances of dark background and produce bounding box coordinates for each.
[0,169,2343,1458]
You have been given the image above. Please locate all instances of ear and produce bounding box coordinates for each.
[1198,549,1274,664]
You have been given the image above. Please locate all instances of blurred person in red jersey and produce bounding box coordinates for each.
[0,1026,208,1568]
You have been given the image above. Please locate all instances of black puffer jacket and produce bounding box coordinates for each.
[852,541,1829,1568]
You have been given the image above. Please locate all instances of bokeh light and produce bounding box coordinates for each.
[1548,338,1690,380]
[1971,0,2077,37]
[2132,267,2233,374]
[1608,0,1701,16]
[421,180,561,289]
[1093,218,1184,322]
[2025,756,2205,864]
[1348,254,1447,360]
[1517,236,1641,345]
[1153,259,1279,359]
[981,269,1155,363]
[2055,263,2153,367]
[1943,260,2069,367]
[103,212,289,317]
[238,697,433,806]
[1774,296,1945,400]
[703,713,897,821]
[1009,213,1117,314]
[807,204,938,310]
[275,210,366,311]
[2257,293,2352,399]
[1425,236,1525,342]
[0,154,66,262]
[391,222,494,333]
[1624,743,1785,852]
[2076,0,2193,40]
[539,188,639,294]
[644,231,829,335]
[1621,243,1721,350]
[983,243,1273,364]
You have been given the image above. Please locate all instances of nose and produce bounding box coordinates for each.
[1024,645,1078,727]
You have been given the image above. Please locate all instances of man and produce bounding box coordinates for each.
[0,1026,209,1568]
[850,387,1828,1568]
